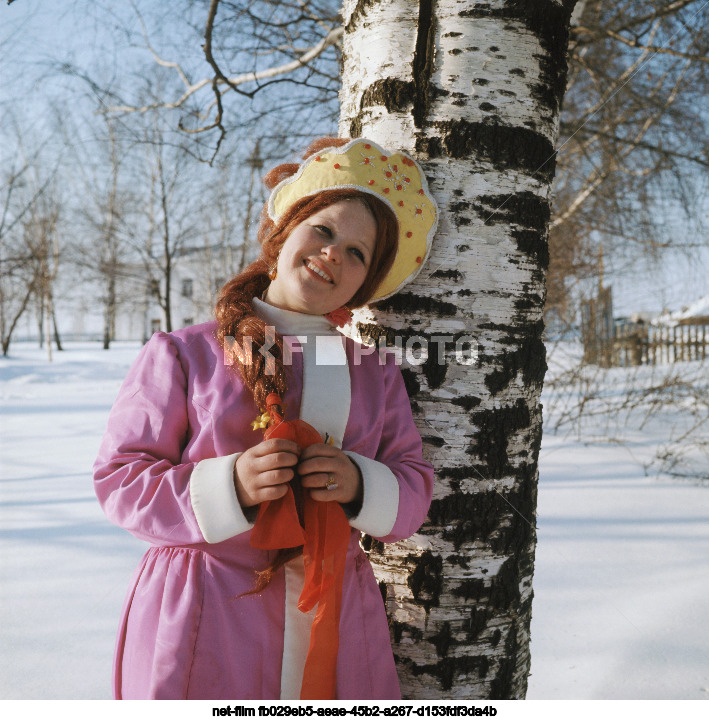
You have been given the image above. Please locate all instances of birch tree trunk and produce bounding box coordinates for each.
[340,0,576,699]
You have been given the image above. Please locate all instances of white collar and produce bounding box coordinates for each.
[252,296,339,336]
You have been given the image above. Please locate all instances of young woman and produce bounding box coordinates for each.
[94,137,438,700]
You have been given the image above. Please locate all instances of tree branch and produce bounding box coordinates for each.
[553,58,693,230]
[102,8,343,118]
[568,128,709,168]
[603,28,709,64]
[571,0,705,40]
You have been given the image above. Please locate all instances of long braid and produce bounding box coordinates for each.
[215,261,288,414]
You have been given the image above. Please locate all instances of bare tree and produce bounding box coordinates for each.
[96,124,125,349]
[66,0,344,161]
[135,116,205,333]
[548,0,709,321]
[339,0,578,699]
[0,160,37,356]
[0,124,60,356]
[24,190,63,360]
[186,142,266,320]
[64,117,137,349]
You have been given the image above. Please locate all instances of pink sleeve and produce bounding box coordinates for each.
[93,332,206,545]
[345,351,434,543]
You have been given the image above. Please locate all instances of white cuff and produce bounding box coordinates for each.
[343,451,399,538]
[190,453,254,543]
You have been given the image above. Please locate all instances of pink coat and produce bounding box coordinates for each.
[94,316,433,700]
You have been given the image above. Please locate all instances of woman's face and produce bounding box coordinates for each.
[265,199,378,315]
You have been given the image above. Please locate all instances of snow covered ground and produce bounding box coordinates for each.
[0,342,146,699]
[1,341,708,700]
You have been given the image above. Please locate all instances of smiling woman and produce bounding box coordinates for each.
[93,137,438,700]
[265,199,378,315]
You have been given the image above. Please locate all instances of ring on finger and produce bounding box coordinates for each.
[325,473,338,491]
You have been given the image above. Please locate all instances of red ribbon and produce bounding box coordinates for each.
[249,395,351,699]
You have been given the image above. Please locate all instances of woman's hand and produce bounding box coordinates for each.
[234,438,301,508]
[298,444,363,505]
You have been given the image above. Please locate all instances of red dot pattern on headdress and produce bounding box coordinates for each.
[267,139,438,300]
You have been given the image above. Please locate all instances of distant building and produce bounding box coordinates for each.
[652,295,709,327]
[17,245,248,343]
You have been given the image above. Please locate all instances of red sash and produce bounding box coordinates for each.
[249,396,351,700]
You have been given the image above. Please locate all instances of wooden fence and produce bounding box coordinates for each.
[610,318,709,367]
[581,287,709,367]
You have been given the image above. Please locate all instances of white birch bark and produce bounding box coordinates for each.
[340,0,577,699]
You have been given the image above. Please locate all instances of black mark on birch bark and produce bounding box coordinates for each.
[470,191,550,230]
[423,349,448,390]
[489,642,515,698]
[437,119,557,181]
[344,0,378,33]
[361,534,384,555]
[378,580,388,605]
[430,268,463,281]
[450,577,486,600]
[468,606,492,641]
[489,616,520,699]
[490,557,523,609]
[415,135,443,158]
[513,227,549,269]
[412,0,435,128]
[422,434,446,448]
[451,395,483,411]
[376,292,458,317]
[349,116,362,140]
[477,320,547,392]
[400,367,421,397]
[355,321,392,347]
[430,621,453,657]
[450,558,521,611]
[409,654,491,691]
[407,549,443,613]
[391,620,424,645]
[470,400,530,477]
[428,483,532,552]
[514,290,544,311]
[445,553,471,569]
[360,78,415,113]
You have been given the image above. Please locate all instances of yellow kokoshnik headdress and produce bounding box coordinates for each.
[268,138,438,301]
